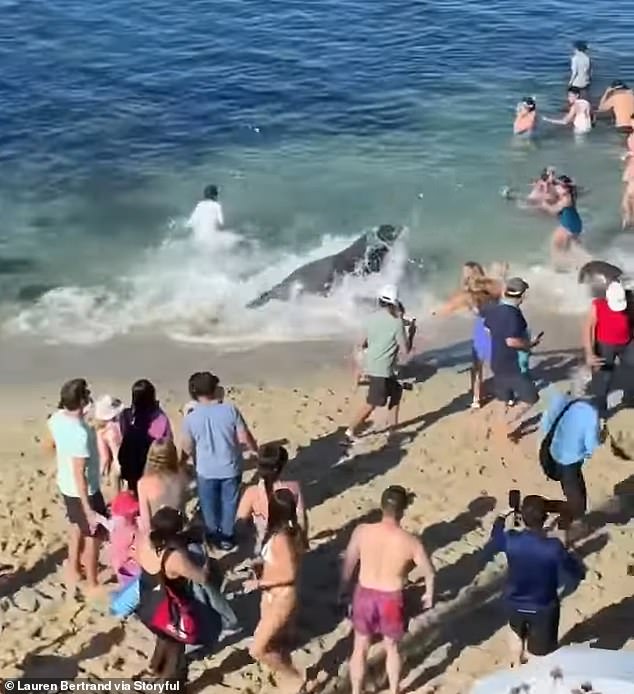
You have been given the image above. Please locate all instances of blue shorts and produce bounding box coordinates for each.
[472,316,491,364]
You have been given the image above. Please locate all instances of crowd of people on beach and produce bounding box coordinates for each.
[36,39,634,694]
[41,248,634,692]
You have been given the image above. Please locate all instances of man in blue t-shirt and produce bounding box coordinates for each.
[181,371,258,550]
[482,277,542,441]
[489,495,585,664]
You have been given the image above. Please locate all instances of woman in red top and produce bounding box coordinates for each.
[584,281,634,419]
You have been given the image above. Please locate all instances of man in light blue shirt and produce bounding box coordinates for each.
[182,371,257,550]
[540,390,600,520]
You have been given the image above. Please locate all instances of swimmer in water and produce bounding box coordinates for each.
[543,87,592,135]
[597,81,634,133]
[502,168,558,208]
[541,175,584,263]
[527,167,558,206]
[187,184,224,242]
[513,97,538,136]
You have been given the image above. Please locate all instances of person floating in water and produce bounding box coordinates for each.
[597,81,634,133]
[543,87,592,135]
[187,184,224,243]
[527,167,559,206]
[513,97,538,136]
[501,167,558,208]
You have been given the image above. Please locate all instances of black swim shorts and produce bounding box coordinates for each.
[493,373,539,406]
[63,491,108,537]
[508,603,560,656]
[366,377,403,409]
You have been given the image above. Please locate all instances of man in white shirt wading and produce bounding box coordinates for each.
[187,184,224,243]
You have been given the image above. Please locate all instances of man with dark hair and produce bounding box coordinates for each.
[598,81,634,131]
[345,284,415,442]
[489,495,585,665]
[187,183,224,242]
[569,41,591,96]
[181,372,257,551]
[340,486,435,694]
[45,378,106,591]
[482,277,542,443]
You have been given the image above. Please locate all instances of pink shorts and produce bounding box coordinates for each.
[351,585,405,641]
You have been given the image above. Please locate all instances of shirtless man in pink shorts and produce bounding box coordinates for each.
[340,486,435,694]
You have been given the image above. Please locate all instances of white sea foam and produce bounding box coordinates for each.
[6,219,634,347]
[5,225,422,346]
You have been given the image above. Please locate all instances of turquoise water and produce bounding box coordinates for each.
[2,0,634,344]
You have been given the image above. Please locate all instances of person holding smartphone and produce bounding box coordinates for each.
[489,495,585,666]
[481,278,542,442]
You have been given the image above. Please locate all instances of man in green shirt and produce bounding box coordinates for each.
[346,285,416,442]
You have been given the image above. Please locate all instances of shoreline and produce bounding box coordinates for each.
[0,303,586,393]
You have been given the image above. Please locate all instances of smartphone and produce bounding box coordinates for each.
[508,489,521,511]
[535,331,545,342]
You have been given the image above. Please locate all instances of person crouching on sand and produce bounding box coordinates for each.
[243,488,305,693]
[44,378,107,592]
[340,486,435,694]
[345,285,416,443]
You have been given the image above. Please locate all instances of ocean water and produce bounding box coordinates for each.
[2,0,634,345]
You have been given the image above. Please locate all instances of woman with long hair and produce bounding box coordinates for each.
[244,488,305,692]
[541,175,584,263]
[435,262,505,407]
[137,439,188,535]
[119,379,173,494]
[136,507,207,683]
[236,444,307,554]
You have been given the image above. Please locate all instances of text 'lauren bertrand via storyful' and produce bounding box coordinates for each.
[2,681,181,694]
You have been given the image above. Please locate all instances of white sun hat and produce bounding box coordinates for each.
[94,395,125,422]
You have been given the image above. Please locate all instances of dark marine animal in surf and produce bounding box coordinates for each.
[247,225,405,309]
[578,260,623,296]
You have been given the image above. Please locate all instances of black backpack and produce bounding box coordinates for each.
[539,400,579,481]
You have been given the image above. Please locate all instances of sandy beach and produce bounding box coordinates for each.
[0,311,633,694]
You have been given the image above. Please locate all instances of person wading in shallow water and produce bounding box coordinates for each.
[340,486,435,694]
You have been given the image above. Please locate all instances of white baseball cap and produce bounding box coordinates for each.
[606,281,627,312]
[94,395,125,422]
[378,284,399,306]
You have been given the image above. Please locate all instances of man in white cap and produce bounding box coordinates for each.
[345,285,415,442]
[584,280,634,422]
